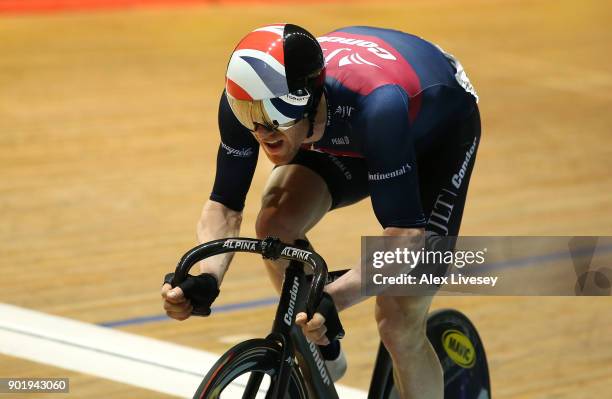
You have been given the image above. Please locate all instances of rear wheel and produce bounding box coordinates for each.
[427,309,491,399]
[193,338,309,399]
[371,309,491,399]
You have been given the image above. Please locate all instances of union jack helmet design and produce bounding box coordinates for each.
[225,24,325,130]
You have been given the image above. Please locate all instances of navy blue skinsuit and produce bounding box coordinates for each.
[211,26,480,237]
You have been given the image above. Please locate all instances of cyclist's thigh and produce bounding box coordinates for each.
[261,162,332,233]
[418,105,481,237]
[287,149,369,211]
[261,150,370,232]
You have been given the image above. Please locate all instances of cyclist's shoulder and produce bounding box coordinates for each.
[321,26,467,98]
[321,85,411,157]
[357,85,411,121]
[318,85,408,156]
[320,25,443,63]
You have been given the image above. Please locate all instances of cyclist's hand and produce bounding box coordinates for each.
[296,312,330,346]
[161,284,193,321]
[295,292,345,344]
[161,272,220,317]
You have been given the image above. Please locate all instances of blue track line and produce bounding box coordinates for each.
[474,242,612,271]
[98,243,612,329]
[99,296,279,328]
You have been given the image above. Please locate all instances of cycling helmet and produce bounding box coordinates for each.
[225,24,325,134]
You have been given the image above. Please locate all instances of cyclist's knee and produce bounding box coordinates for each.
[375,296,431,355]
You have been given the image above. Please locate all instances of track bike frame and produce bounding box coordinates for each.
[172,236,344,398]
[172,236,490,399]
[247,258,342,398]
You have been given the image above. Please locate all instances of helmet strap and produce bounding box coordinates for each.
[306,115,315,138]
[305,86,324,139]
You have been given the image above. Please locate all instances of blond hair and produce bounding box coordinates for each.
[226,93,273,131]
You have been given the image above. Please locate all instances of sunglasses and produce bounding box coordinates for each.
[255,90,310,132]
[251,118,302,133]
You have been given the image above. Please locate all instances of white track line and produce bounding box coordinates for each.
[0,303,366,398]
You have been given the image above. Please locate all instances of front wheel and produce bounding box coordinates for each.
[193,338,309,399]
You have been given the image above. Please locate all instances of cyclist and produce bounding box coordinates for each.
[162,24,480,399]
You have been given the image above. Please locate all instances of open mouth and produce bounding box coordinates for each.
[263,139,283,152]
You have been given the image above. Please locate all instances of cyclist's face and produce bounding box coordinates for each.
[252,119,308,165]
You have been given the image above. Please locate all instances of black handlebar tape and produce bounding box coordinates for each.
[169,237,329,320]
[163,272,174,287]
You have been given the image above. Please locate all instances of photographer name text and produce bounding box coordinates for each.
[372,273,498,287]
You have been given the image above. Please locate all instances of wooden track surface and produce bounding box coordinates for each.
[1,0,611,397]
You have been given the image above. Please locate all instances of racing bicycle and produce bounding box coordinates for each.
[170,237,491,398]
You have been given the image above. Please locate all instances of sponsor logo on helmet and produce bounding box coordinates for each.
[283,91,311,105]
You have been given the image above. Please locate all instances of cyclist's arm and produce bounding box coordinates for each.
[328,86,426,309]
[195,199,242,284]
[198,91,259,283]
[162,90,258,319]
[326,227,424,312]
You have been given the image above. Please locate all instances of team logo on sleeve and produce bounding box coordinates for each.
[221,142,254,158]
